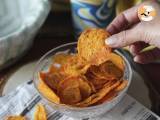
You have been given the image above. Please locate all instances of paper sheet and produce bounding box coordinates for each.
[0,80,159,120]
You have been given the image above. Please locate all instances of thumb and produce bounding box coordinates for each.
[105,27,141,48]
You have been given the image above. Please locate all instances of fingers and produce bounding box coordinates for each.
[105,25,142,48]
[133,48,160,64]
[106,5,140,35]
[106,22,160,48]
[129,42,148,56]
[106,1,160,48]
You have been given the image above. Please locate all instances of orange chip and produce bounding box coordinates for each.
[87,65,116,80]
[38,73,60,104]
[78,28,111,65]
[6,116,26,120]
[77,76,93,99]
[50,53,74,74]
[49,64,60,74]
[92,79,110,90]
[94,90,118,105]
[85,71,109,90]
[109,53,125,71]
[53,53,73,66]
[57,76,82,104]
[115,80,128,91]
[76,80,120,107]
[85,66,116,90]
[57,76,93,104]
[39,72,62,91]
[34,104,47,120]
[99,61,123,79]
[60,55,90,77]
[85,79,97,93]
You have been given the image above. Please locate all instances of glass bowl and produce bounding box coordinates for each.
[33,42,132,119]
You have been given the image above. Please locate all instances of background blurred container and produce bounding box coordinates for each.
[0,0,50,70]
[70,0,116,35]
[0,0,22,37]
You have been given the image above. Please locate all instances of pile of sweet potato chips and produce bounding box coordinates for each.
[38,28,128,107]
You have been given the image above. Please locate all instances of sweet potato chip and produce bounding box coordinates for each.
[34,104,47,120]
[39,72,62,91]
[49,64,60,74]
[57,76,82,104]
[50,53,74,74]
[85,79,97,93]
[38,73,60,104]
[53,53,73,65]
[109,53,125,71]
[94,90,118,105]
[85,70,109,90]
[99,61,123,79]
[76,80,120,107]
[60,55,90,77]
[78,28,111,65]
[115,80,128,91]
[57,76,94,104]
[77,76,93,99]
[87,65,116,80]
[6,116,26,120]
[92,79,110,90]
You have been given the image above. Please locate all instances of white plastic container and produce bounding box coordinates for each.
[0,0,22,37]
[0,0,50,70]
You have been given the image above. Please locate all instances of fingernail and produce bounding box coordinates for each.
[105,37,116,46]
[134,56,141,63]
[129,46,137,56]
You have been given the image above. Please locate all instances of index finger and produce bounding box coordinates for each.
[106,5,140,35]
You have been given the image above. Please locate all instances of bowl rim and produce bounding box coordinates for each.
[33,42,133,110]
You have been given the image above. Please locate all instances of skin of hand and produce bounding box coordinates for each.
[105,1,160,64]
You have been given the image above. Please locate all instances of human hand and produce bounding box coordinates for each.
[105,1,160,64]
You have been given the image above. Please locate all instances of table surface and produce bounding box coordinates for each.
[0,11,160,114]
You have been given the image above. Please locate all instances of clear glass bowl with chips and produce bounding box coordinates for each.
[33,42,132,119]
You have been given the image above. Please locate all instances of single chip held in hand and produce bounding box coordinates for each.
[78,28,111,65]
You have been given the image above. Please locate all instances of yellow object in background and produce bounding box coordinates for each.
[134,0,143,5]
[116,0,143,15]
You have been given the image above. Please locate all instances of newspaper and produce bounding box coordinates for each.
[0,80,160,120]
